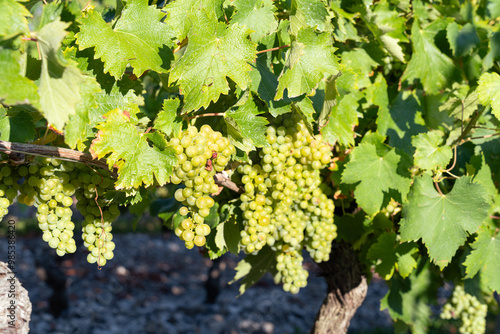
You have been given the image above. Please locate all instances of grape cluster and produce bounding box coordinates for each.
[441,285,487,334]
[17,159,78,256]
[237,115,337,293]
[0,165,20,220]
[168,125,235,249]
[275,250,308,294]
[73,166,119,267]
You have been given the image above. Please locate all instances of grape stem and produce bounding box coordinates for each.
[0,140,243,193]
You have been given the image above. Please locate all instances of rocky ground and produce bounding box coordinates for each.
[0,232,393,334]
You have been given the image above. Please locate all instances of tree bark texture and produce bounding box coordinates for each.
[0,261,32,334]
[310,242,368,334]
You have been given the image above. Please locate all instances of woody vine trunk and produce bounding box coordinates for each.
[310,242,367,334]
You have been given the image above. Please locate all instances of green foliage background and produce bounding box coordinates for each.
[2,0,500,332]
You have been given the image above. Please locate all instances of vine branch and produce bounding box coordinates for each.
[451,107,485,147]
[0,141,109,170]
[256,45,290,54]
[0,141,242,193]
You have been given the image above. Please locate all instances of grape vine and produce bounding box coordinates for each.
[3,0,500,332]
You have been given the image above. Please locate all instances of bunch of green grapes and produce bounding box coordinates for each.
[441,285,487,334]
[168,125,235,249]
[237,114,336,293]
[0,164,20,220]
[17,158,77,256]
[275,250,308,294]
[73,165,119,267]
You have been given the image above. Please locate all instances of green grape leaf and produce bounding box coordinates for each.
[381,261,433,332]
[0,49,39,107]
[36,19,89,132]
[249,55,291,117]
[0,107,36,142]
[275,27,339,100]
[364,1,408,62]
[446,22,479,58]
[290,0,330,34]
[292,96,315,133]
[401,21,460,94]
[463,226,500,292]
[377,90,427,156]
[212,218,241,258]
[230,0,278,42]
[321,91,361,147]
[230,246,275,295]
[466,154,497,200]
[412,132,452,171]
[64,85,141,150]
[90,108,177,189]
[169,9,256,113]
[91,87,142,124]
[64,76,101,150]
[399,175,490,269]
[483,32,500,71]
[154,98,183,138]
[477,72,500,121]
[439,90,479,120]
[163,0,224,41]
[77,0,174,79]
[0,0,30,39]
[224,93,269,152]
[367,232,418,280]
[342,142,412,215]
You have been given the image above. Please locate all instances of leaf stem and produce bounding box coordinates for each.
[256,45,290,54]
[434,180,444,196]
[188,112,224,120]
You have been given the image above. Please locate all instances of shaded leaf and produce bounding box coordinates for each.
[399,175,490,269]
[401,21,460,94]
[0,49,39,107]
[0,107,36,142]
[367,232,418,280]
[463,226,500,292]
[446,22,479,58]
[230,246,275,295]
